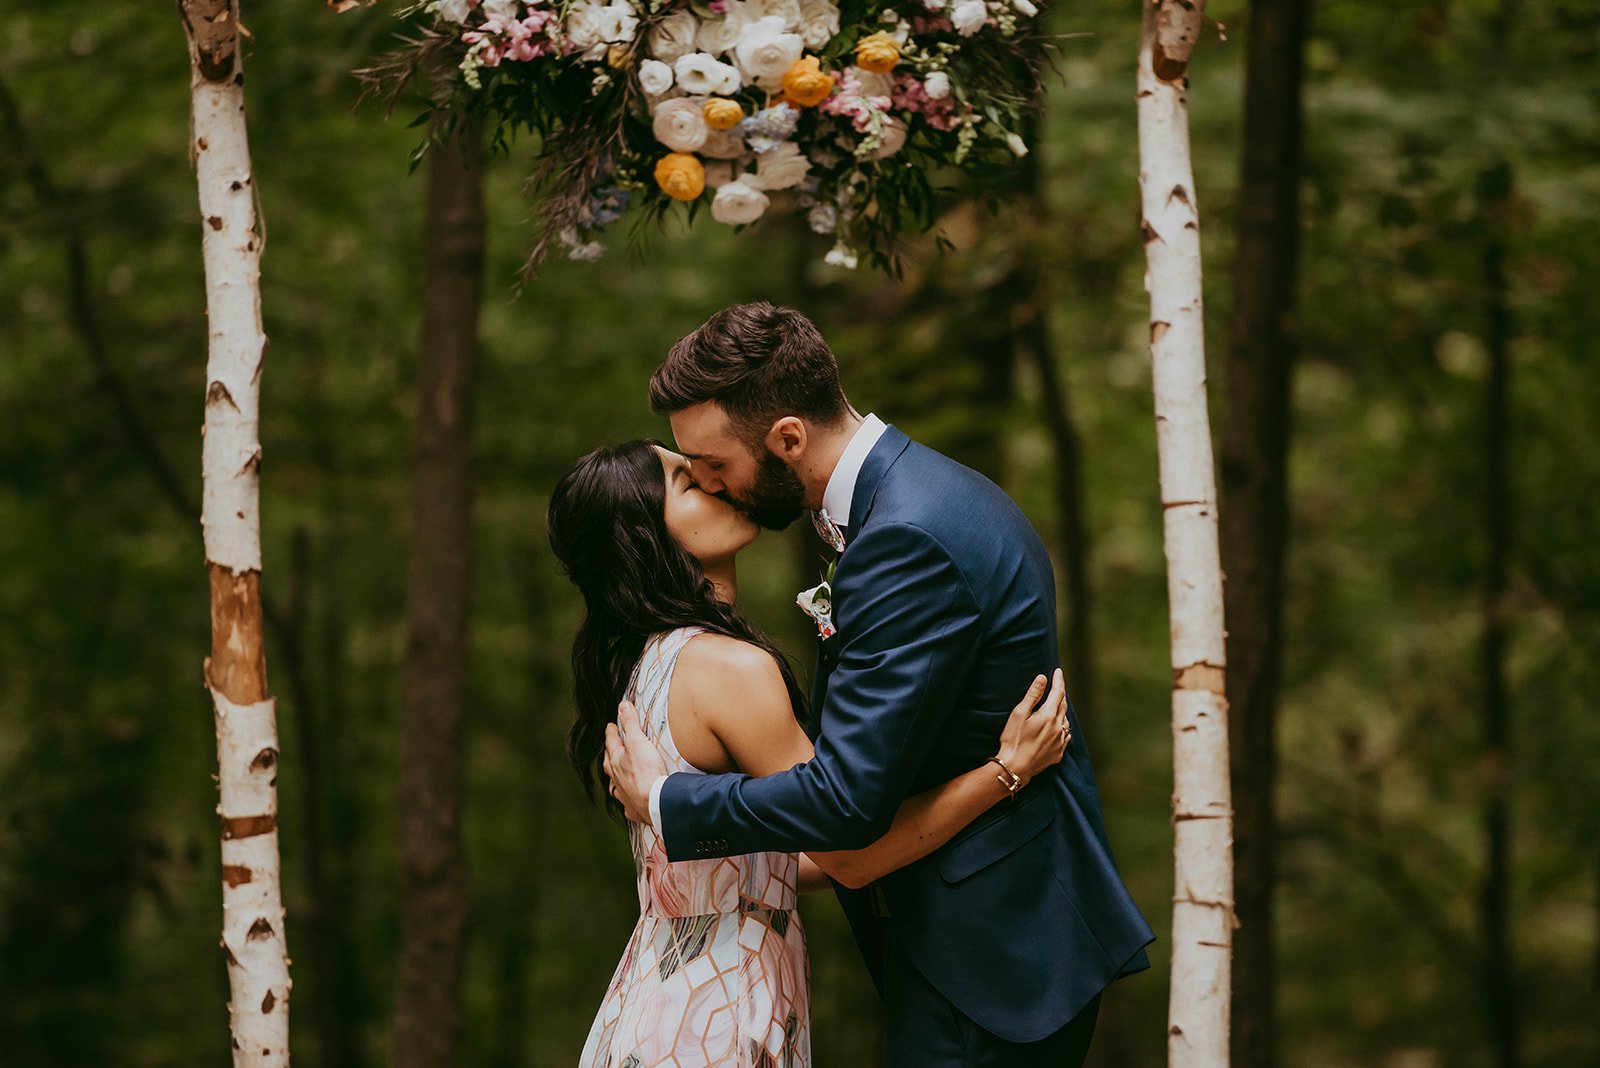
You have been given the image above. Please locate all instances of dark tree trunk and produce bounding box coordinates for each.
[393,114,486,1068]
[1021,301,1098,748]
[1477,158,1518,1068]
[282,528,365,1067]
[1011,105,1099,747]
[1220,0,1307,1063]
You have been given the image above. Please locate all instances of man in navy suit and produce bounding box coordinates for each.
[606,302,1153,1066]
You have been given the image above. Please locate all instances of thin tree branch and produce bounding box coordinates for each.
[0,72,197,523]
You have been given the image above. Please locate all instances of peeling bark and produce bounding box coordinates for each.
[181,1,291,1062]
[1136,2,1234,1064]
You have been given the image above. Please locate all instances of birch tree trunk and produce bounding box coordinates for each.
[179,1,291,1063]
[1136,3,1234,1064]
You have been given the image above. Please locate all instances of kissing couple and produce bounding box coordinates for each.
[547,302,1154,1067]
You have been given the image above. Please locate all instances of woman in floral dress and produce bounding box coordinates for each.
[547,441,1071,1068]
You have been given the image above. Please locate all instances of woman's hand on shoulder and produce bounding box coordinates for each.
[994,669,1070,786]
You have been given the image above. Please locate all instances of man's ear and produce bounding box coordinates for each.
[765,416,807,461]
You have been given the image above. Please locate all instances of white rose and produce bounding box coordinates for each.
[1005,131,1029,157]
[734,16,804,90]
[695,11,748,55]
[674,52,742,95]
[950,0,987,35]
[749,141,811,190]
[924,70,950,99]
[797,0,840,49]
[751,0,805,31]
[704,160,740,188]
[795,580,834,622]
[638,58,675,94]
[652,97,710,152]
[711,180,771,225]
[435,0,474,23]
[699,126,749,158]
[921,0,947,9]
[870,116,908,158]
[649,11,700,61]
[598,1,640,43]
[565,2,608,50]
[850,66,894,99]
[481,0,520,18]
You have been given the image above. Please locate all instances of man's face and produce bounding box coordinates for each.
[668,401,806,531]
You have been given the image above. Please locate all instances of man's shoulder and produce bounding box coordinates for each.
[877,441,1030,537]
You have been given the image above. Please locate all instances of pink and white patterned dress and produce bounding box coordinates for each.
[579,627,812,1068]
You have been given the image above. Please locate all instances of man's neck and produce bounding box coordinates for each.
[803,409,865,510]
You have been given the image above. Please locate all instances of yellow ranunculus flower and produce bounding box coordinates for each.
[654,152,706,202]
[854,31,900,74]
[606,44,632,69]
[782,55,834,108]
[703,99,745,131]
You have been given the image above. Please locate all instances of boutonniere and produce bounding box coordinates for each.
[796,558,839,639]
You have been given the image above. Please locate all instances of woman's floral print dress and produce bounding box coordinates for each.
[579,628,811,1068]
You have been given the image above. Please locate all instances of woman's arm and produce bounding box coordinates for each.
[805,671,1069,889]
[670,636,1071,892]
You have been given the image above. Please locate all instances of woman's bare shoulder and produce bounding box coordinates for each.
[672,631,809,773]
[677,631,787,695]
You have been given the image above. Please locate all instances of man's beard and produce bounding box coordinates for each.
[726,449,806,531]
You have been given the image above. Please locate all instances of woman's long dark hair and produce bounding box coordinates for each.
[546,439,807,818]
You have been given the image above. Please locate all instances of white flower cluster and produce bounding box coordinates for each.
[426,0,1043,266]
[628,0,847,227]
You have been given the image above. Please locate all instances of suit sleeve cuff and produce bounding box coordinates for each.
[648,775,667,838]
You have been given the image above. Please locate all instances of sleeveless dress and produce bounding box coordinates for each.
[579,627,812,1068]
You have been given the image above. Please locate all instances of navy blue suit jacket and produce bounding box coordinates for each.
[658,426,1154,1042]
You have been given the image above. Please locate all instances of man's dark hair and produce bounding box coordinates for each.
[649,302,849,446]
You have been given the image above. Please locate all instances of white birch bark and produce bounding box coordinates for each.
[180,1,291,1063]
[1136,2,1234,1065]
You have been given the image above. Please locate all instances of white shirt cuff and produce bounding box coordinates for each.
[648,775,668,838]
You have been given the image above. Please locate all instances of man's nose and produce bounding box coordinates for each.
[691,462,724,494]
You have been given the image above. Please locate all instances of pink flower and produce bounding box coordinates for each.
[892,72,960,129]
[462,32,506,66]
[820,69,889,130]
[464,10,556,63]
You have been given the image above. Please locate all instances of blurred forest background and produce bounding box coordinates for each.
[2,0,1597,1065]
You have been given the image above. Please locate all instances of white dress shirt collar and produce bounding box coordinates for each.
[820,413,887,529]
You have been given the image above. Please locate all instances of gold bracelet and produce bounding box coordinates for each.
[987,756,1024,798]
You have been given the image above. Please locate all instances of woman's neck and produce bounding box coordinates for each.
[704,560,738,604]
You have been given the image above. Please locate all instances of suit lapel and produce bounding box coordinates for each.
[811,426,908,728]
[846,425,910,539]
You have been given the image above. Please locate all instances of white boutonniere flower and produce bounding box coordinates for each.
[796,579,836,639]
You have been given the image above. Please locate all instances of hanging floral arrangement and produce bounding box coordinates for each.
[366,0,1050,272]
